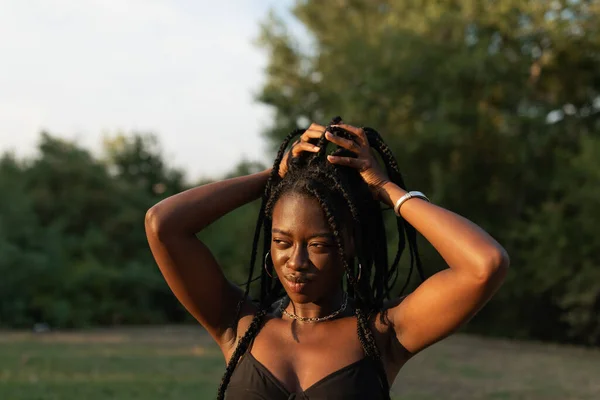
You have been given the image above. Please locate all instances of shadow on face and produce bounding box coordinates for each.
[270,192,354,304]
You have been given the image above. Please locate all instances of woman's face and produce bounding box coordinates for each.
[270,192,351,304]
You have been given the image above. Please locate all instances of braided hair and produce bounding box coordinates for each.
[216,117,424,399]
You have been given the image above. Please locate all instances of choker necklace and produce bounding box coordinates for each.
[278,293,348,323]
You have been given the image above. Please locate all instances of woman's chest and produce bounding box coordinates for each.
[249,317,367,393]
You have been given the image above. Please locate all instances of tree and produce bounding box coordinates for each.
[256,0,600,344]
[0,132,190,327]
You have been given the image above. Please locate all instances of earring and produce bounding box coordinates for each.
[264,251,273,278]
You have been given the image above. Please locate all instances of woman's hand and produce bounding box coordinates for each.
[325,123,390,200]
[279,123,325,178]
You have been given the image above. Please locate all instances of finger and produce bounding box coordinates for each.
[330,123,367,146]
[291,142,320,157]
[301,123,326,141]
[327,155,366,169]
[325,130,361,154]
[309,122,326,131]
[301,128,325,141]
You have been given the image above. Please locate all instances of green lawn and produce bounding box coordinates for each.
[1,326,598,399]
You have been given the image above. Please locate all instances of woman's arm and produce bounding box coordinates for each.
[146,123,324,351]
[325,122,509,356]
[380,182,510,355]
[144,168,272,346]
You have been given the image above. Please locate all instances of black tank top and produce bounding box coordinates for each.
[226,328,388,399]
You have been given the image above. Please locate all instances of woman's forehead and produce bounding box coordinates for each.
[271,193,331,233]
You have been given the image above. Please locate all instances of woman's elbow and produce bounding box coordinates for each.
[476,247,510,283]
[145,205,168,237]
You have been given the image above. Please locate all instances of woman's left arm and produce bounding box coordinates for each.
[325,123,509,356]
[379,182,509,355]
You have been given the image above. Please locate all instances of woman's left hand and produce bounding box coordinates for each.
[325,123,390,200]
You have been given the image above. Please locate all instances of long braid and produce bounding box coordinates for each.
[366,129,409,285]
[241,129,304,297]
[356,308,391,397]
[216,309,266,400]
[219,130,302,399]
[325,124,401,305]
[366,128,425,295]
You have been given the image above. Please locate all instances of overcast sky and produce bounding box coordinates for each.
[0,0,299,181]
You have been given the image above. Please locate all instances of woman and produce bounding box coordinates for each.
[145,118,509,399]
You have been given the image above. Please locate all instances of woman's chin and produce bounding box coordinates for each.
[286,292,312,304]
[283,281,317,302]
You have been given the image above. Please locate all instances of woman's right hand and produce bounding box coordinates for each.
[278,123,326,178]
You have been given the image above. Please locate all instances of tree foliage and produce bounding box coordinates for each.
[0,133,189,327]
[1,0,599,346]
[256,0,600,344]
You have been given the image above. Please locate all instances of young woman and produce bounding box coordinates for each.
[145,119,509,399]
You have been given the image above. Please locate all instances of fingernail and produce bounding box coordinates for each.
[313,146,320,151]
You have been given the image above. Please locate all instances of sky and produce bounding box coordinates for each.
[0,0,299,181]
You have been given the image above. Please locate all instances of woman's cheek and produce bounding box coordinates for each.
[309,252,337,272]
[271,252,287,269]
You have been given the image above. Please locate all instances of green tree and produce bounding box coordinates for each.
[257,0,600,344]
[0,132,190,327]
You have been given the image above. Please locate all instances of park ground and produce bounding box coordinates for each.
[1,326,599,400]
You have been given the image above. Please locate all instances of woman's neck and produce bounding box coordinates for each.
[283,288,346,321]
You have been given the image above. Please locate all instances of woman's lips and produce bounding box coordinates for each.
[285,280,307,293]
[283,276,311,293]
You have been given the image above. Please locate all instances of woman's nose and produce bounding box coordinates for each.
[287,245,310,271]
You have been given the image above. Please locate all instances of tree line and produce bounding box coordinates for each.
[0,0,599,345]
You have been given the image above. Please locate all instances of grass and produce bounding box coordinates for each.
[1,326,599,399]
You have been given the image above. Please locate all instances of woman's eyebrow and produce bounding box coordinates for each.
[271,228,333,240]
[271,228,291,236]
[308,232,334,240]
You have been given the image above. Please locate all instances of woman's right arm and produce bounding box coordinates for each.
[144,168,272,346]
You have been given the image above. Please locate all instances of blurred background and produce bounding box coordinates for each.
[1,0,599,399]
